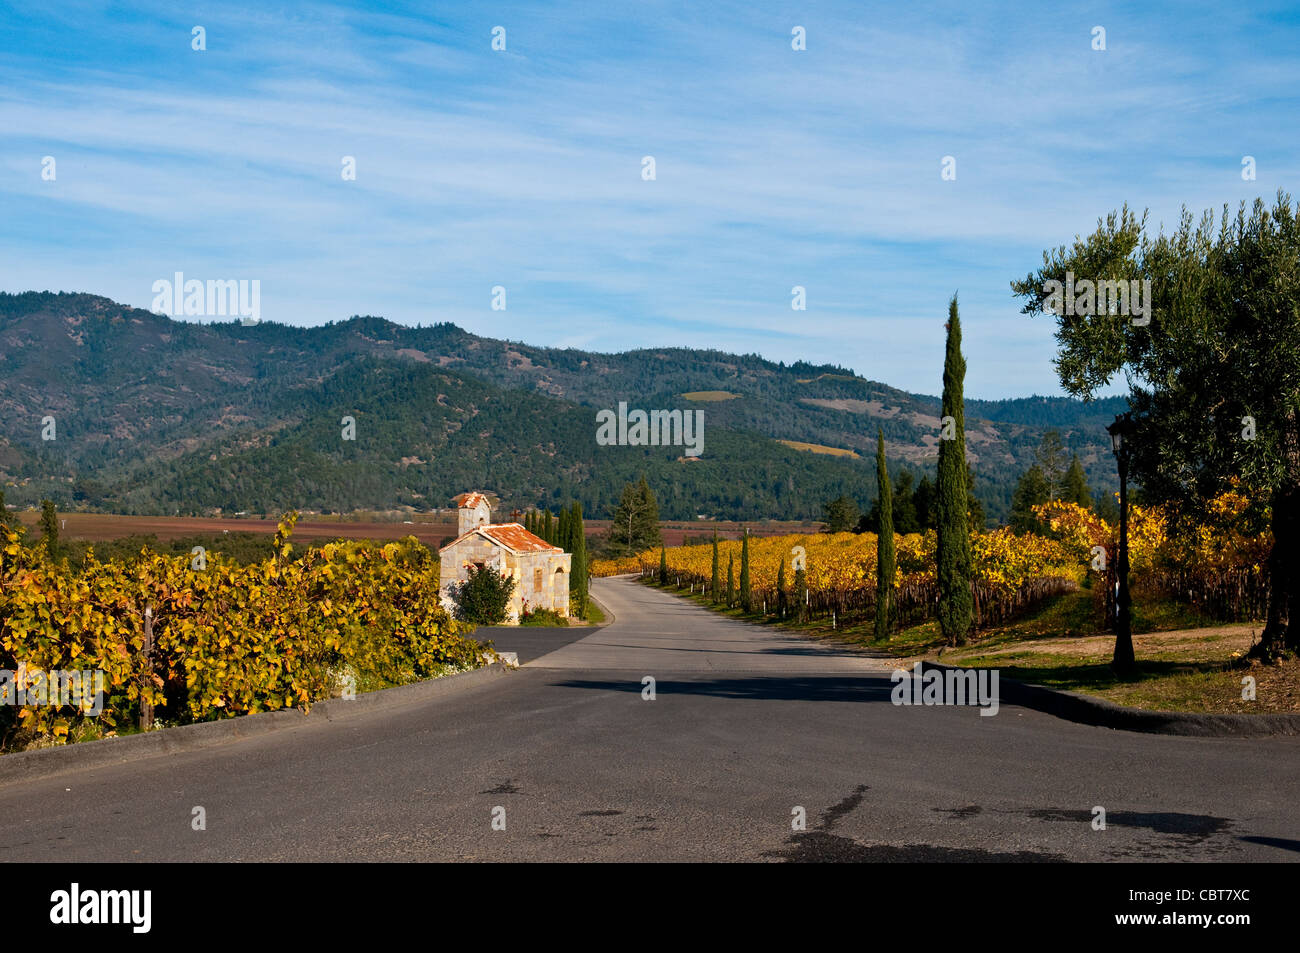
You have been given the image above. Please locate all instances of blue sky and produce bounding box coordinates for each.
[2,0,1297,398]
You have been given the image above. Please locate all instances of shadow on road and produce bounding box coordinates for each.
[552,674,898,703]
[1237,835,1300,854]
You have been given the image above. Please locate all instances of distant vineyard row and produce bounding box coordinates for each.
[592,496,1272,628]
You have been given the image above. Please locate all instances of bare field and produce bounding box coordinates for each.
[12,512,823,547]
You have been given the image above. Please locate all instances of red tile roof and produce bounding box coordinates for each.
[453,492,490,509]
[438,523,563,555]
[481,524,563,553]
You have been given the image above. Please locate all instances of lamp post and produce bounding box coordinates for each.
[1106,412,1137,674]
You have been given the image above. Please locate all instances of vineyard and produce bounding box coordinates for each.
[0,513,487,753]
[591,496,1273,631]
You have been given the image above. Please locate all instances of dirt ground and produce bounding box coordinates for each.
[11,512,820,548]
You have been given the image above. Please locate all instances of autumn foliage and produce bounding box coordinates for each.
[0,513,485,751]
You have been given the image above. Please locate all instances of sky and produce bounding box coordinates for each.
[1,0,1297,399]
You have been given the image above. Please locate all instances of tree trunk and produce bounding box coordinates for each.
[1255,483,1300,659]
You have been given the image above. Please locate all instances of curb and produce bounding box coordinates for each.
[919,660,1300,738]
[588,592,614,628]
[0,663,511,786]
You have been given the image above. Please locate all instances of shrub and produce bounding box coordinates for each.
[519,607,568,627]
[451,563,516,625]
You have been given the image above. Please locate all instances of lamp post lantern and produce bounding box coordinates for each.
[1106,412,1137,674]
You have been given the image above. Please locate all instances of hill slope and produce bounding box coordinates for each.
[0,292,1124,521]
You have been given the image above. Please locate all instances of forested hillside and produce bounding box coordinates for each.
[0,292,1123,522]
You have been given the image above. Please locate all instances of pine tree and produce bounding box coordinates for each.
[726,553,735,607]
[936,295,973,646]
[659,547,668,585]
[823,495,860,533]
[609,476,662,555]
[875,429,896,641]
[890,471,919,533]
[710,533,720,603]
[1034,430,1069,500]
[1063,454,1092,507]
[1010,465,1051,533]
[739,528,752,612]
[914,475,936,530]
[634,475,662,548]
[967,467,985,531]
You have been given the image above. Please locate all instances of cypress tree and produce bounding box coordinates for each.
[558,507,570,550]
[659,546,668,585]
[936,295,973,646]
[739,528,752,612]
[793,564,808,623]
[875,428,896,641]
[543,510,553,544]
[726,553,735,607]
[39,499,59,556]
[710,533,720,603]
[776,559,787,618]
[570,502,588,616]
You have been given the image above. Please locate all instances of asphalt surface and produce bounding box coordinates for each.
[1,576,1296,862]
[470,620,594,665]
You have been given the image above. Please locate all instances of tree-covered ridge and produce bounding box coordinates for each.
[0,292,1122,523]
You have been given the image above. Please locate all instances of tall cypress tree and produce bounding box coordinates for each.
[570,502,588,616]
[875,429,896,641]
[936,295,974,646]
[739,528,752,613]
[793,563,808,623]
[776,559,787,618]
[558,507,571,550]
[543,509,553,544]
[659,546,668,585]
[726,553,735,607]
[710,532,720,603]
[39,499,59,556]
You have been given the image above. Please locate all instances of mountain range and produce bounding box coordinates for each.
[0,291,1126,524]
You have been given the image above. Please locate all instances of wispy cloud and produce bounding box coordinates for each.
[1,0,1297,397]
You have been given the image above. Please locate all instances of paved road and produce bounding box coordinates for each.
[1,576,1296,861]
